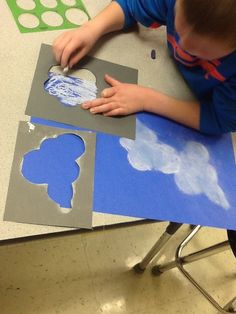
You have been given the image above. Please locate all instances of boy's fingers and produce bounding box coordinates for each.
[101,87,116,98]
[82,98,108,109]
[53,33,71,64]
[60,39,82,68]
[60,43,74,68]
[103,108,124,116]
[90,102,117,114]
[53,32,67,49]
[69,48,86,68]
[104,74,121,87]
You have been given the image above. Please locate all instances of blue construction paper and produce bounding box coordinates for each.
[22,133,85,208]
[31,115,236,230]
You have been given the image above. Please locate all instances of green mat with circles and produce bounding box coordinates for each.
[6,0,90,33]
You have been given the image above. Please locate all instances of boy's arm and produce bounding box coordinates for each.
[85,0,169,35]
[142,88,201,130]
[82,74,201,130]
[85,2,126,38]
[83,74,236,135]
[53,0,169,68]
[115,0,169,28]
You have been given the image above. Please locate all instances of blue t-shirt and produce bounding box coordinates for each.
[115,0,236,135]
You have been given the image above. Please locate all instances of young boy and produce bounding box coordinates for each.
[53,0,236,135]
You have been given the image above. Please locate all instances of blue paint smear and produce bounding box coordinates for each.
[44,72,97,107]
[22,134,85,208]
[31,115,236,230]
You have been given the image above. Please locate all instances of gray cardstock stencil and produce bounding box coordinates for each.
[4,121,96,229]
[25,44,138,139]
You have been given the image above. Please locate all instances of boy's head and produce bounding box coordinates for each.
[175,0,236,60]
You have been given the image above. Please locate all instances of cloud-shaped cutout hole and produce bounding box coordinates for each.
[44,66,97,107]
[21,134,85,209]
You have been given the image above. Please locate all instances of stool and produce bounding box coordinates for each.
[133,223,236,314]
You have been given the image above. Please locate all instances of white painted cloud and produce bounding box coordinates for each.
[174,142,229,209]
[120,120,230,210]
[120,120,180,174]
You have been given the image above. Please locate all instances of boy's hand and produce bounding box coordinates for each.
[82,74,145,116]
[53,24,98,69]
[53,2,125,69]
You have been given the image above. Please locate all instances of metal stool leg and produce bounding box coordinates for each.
[223,297,236,313]
[133,222,182,273]
[152,225,235,314]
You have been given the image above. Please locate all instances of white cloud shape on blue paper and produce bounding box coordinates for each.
[120,120,230,210]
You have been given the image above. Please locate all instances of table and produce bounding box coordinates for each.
[1,0,236,241]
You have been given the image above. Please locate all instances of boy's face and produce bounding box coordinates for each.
[175,1,235,60]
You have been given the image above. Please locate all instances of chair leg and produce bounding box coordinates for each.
[223,297,236,313]
[133,222,182,273]
[152,226,235,314]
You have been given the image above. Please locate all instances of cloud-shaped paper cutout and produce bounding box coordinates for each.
[22,134,85,210]
[44,72,97,107]
[120,120,230,210]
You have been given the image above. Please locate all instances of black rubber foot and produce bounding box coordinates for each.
[151,265,163,276]
[133,263,145,274]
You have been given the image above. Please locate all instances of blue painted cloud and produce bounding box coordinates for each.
[22,134,85,210]
[44,72,97,107]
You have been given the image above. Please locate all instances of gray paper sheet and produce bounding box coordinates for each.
[4,121,96,229]
[25,44,138,139]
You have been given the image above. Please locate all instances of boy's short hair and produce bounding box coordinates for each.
[181,0,236,48]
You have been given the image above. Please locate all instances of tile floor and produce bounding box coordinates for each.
[0,222,235,314]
